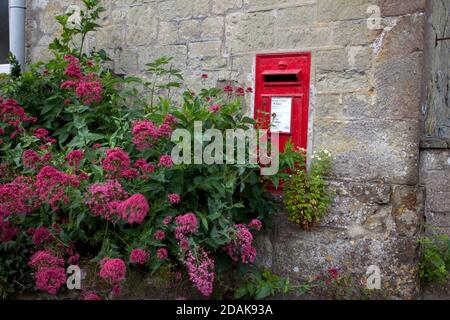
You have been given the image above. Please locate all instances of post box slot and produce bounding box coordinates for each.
[263,73,298,83]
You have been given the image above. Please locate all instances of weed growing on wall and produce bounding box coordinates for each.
[284,149,333,229]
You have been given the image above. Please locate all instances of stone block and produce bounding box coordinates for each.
[331,20,380,46]
[189,41,222,57]
[313,118,420,184]
[277,5,315,28]
[212,0,243,15]
[391,185,424,237]
[278,26,332,49]
[317,0,376,23]
[380,0,426,17]
[225,12,275,53]
[179,20,201,42]
[201,16,225,40]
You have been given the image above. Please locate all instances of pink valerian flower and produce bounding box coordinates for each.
[179,239,189,251]
[0,216,17,243]
[163,114,177,126]
[85,180,128,222]
[154,230,166,241]
[75,78,103,105]
[0,176,39,215]
[102,147,131,177]
[35,129,56,143]
[201,73,208,78]
[35,166,80,211]
[157,123,172,137]
[134,159,155,178]
[235,87,245,96]
[68,254,80,265]
[32,227,53,246]
[99,258,126,284]
[65,150,84,168]
[131,120,159,151]
[246,87,253,93]
[21,150,53,170]
[34,266,67,295]
[162,216,173,225]
[167,193,181,204]
[111,284,122,297]
[225,224,257,264]
[158,155,173,168]
[248,219,262,231]
[120,169,139,179]
[116,194,149,225]
[0,98,36,138]
[208,104,221,112]
[223,85,233,93]
[64,55,82,79]
[185,248,215,297]
[156,248,168,260]
[83,291,102,300]
[174,212,199,240]
[328,267,340,280]
[129,248,150,265]
[29,250,64,269]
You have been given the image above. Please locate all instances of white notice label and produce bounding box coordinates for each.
[270,97,292,133]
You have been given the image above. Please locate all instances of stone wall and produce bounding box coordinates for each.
[419,0,450,300]
[25,0,429,299]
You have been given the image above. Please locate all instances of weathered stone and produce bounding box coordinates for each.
[158,21,179,45]
[391,186,424,237]
[179,20,202,42]
[189,41,222,57]
[380,0,426,17]
[317,0,376,23]
[278,26,332,49]
[225,12,275,53]
[373,51,423,120]
[201,16,224,40]
[277,5,315,27]
[314,118,419,184]
[331,20,380,46]
[212,0,243,15]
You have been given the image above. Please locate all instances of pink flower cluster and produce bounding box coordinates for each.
[131,115,177,151]
[116,193,149,225]
[22,149,52,170]
[0,98,36,141]
[208,104,221,112]
[129,248,150,265]
[60,55,103,105]
[99,257,126,284]
[29,250,66,295]
[226,224,257,264]
[85,180,128,222]
[0,176,39,215]
[174,212,198,240]
[185,248,215,297]
[31,226,53,246]
[154,230,166,240]
[156,248,168,260]
[248,219,262,231]
[0,216,17,243]
[33,128,56,144]
[102,147,131,178]
[158,155,173,168]
[134,158,155,178]
[65,150,84,168]
[35,166,80,211]
[167,193,181,204]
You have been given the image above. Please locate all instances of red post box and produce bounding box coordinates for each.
[253,52,311,153]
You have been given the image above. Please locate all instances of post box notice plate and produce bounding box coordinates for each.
[270,97,292,133]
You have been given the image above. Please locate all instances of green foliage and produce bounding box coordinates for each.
[419,234,450,283]
[283,149,333,229]
[234,269,292,299]
[0,0,304,299]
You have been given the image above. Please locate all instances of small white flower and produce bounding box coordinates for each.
[66,5,82,29]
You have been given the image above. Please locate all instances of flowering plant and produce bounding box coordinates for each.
[0,0,302,299]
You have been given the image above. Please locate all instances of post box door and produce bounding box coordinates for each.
[254,52,311,152]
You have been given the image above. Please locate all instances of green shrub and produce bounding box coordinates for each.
[419,234,450,283]
[283,149,333,229]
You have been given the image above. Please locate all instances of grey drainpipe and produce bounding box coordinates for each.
[9,0,26,69]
